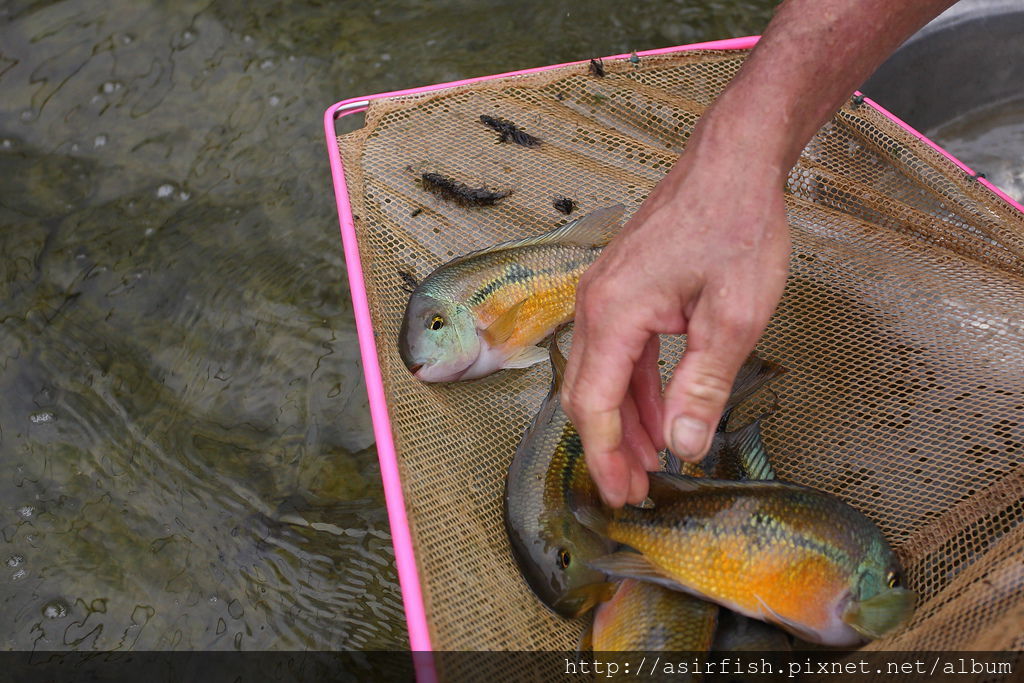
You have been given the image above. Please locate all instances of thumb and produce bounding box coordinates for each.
[662,321,754,462]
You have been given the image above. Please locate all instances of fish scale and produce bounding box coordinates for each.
[590,578,718,652]
[585,474,912,645]
[442,244,598,348]
[614,488,862,618]
[400,205,624,382]
[503,336,616,618]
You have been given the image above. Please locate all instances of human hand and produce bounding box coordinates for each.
[561,128,792,507]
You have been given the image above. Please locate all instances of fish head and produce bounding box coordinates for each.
[398,293,481,382]
[842,552,916,640]
[508,511,615,618]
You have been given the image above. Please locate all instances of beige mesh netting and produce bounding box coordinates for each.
[336,50,1024,659]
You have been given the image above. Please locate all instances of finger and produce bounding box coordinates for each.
[625,455,649,506]
[582,424,632,508]
[621,391,660,472]
[662,304,761,462]
[620,393,654,505]
[629,336,665,451]
[563,326,647,451]
[563,309,651,509]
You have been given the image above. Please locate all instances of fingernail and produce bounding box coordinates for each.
[670,416,709,461]
[598,473,627,508]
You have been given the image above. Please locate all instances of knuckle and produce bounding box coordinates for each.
[564,374,620,422]
[562,384,590,415]
[579,273,616,304]
[716,308,756,337]
[579,291,610,321]
[681,371,734,408]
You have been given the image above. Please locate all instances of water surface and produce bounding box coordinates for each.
[0,0,775,651]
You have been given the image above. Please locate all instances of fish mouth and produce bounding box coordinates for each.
[407,360,470,383]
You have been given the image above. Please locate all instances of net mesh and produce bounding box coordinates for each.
[336,50,1024,661]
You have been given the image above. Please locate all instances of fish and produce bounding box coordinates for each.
[705,416,792,654]
[504,349,784,619]
[400,205,624,382]
[712,608,792,652]
[587,578,719,652]
[578,474,915,646]
[587,406,786,654]
[504,335,618,617]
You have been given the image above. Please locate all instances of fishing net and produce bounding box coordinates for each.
[335,49,1024,666]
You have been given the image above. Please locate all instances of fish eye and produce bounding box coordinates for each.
[887,571,901,588]
[429,315,445,331]
[557,549,571,569]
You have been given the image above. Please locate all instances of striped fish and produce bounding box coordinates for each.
[399,206,624,382]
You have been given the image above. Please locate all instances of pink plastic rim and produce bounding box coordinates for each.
[322,37,760,663]
[856,93,1024,214]
[323,34,1024,666]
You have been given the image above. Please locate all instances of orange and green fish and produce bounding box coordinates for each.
[577,473,915,646]
[587,408,788,654]
[399,205,624,381]
[587,578,719,652]
[713,608,791,652]
[504,335,617,617]
[505,347,785,619]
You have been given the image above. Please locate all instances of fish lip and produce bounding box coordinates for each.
[409,361,471,383]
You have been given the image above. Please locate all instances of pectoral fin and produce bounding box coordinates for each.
[754,594,822,643]
[482,298,528,346]
[586,552,691,594]
[502,345,548,369]
[573,506,610,536]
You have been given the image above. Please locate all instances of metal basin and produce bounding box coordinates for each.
[863,0,1024,131]
[862,0,1024,202]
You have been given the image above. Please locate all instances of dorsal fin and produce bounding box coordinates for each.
[646,471,795,499]
[699,432,729,478]
[448,205,626,266]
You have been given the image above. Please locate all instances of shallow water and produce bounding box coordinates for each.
[928,96,1024,204]
[0,0,775,651]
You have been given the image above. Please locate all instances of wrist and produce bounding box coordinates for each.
[683,100,796,189]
